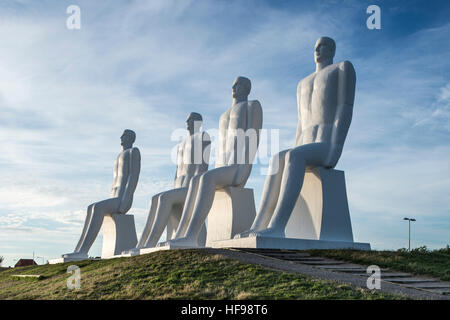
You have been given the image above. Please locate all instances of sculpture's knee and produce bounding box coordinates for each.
[269,151,283,167]
[159,192,173,204]
[286,149,304,165]
[92,200,109,215]
[91,203,100,215]
[200,171,214,186]
[151,193,161,204]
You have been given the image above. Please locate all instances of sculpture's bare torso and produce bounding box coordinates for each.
[175,131,207,188]
[219,101,248,166]
[111,149,131,198]
[297,64,339,147]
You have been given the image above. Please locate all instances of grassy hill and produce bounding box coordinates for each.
[0,249,402,300]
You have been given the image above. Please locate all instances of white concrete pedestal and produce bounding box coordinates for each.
[205,187,256,246]
[285,167,354,242]
[210,236,370,250]
[101,213,138,258]
[48,256,92,264]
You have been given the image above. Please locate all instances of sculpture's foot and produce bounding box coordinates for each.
[249,227,285,238]
[156,241,170,247]
[234,229,256,239]
[62,252,88,259]
[121,248,140,255]
[165,237,199,248]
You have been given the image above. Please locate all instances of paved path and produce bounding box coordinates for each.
[203,248,450,300]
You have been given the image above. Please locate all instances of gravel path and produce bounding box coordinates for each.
[203,248,450,300]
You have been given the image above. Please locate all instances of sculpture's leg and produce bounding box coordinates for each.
[74,203,94,252]
[169,166,238,247]
[75,198,120,255]
[265,149,306,236]
[166,206,182,240]
[173,175,202,239]
[136,194,160,248]
[255,143,330,238]
[144,188,187,248]
[235,151,289,238]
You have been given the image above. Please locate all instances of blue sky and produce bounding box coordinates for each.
[0,0,449,267]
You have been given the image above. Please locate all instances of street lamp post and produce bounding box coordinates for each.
[403,217,416,252]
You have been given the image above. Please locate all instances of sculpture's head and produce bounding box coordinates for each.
[121,129,136,149]
[186,112,203,133]
[314,36,336,63]
[232,76,251,100]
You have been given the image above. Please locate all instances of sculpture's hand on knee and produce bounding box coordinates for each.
[324,144,343,168]
[118,200,131,214]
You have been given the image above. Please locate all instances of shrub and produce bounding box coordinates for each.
[435,245,450,254]
[411,245,429,254]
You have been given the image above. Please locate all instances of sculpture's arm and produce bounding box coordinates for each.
[194,131,210,175]
[174,144,184,188]
[334,61,356,145]
[294,81,303,146]
[246,100,263,164]
[118,147,141,213]
[174,144,180,181]
[327,61,356,167]
[110,157,119,197]
[216,110,230,168]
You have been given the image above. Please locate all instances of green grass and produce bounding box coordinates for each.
[308,246,450,281]
[0,249,403,300]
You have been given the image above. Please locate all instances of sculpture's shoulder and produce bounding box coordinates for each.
[219,107,231,121]
[247,99,262,115]
[297,71,315,88]
[247,100,263,130]
[129,146,140,155]
[128,147,141,161]
[337,60,356,76]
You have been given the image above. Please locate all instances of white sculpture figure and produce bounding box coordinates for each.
[130,113,210,251]
[236,37,356,239]
[62,129,141,259]
[162,76,263,248]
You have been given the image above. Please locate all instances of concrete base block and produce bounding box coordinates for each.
[101,214,138,258]
[155,242,198,250]
[139,246,172,254]
[210,236,371,250]
[48,256,92,264]
[286,167,354,242]
[206,187,256,246]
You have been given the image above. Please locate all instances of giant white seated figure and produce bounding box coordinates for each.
[62,129,141,259]
[162,76,263,248]
[236,36,356,239]
[129,112,210,251]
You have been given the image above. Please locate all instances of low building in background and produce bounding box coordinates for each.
[14,259,37,268]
